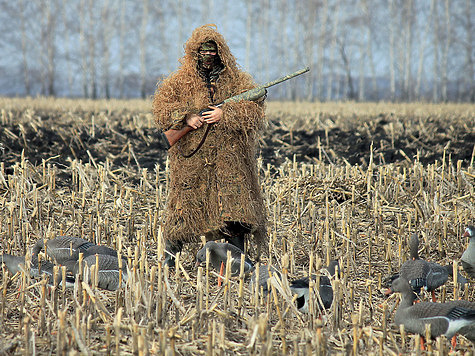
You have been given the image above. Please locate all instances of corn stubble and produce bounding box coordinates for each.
[0,97,474,355]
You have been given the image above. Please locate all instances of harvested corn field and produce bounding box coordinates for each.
[0,97,474,355]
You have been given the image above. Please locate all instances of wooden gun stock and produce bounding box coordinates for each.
[160,125,194,149]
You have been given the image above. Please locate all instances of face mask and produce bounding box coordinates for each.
[198,42,218,70]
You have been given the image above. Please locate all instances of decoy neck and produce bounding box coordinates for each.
[409,234,419,260]
[390,277,418,307]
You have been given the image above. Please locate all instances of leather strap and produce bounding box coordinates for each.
[179,123,212,158]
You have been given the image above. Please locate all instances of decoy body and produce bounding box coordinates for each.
[1,254,75,288]
[82,245,125,260]
[32,236,95,267]
[461,225,475,279]
[386,234,448,301]
[289,260,339,313]
[389,277,475,342]
[74,254,128,291]
[195,241,254,277]
[249,264,281,296]
[0,254,25,275]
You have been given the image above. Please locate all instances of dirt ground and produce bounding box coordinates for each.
[0,99,474,355]
[1,101,473,183]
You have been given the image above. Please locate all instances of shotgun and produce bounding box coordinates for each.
[160,66,310,150]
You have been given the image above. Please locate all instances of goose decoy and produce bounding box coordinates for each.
[461,225,475,279]
[32,236,95,267]
[249,264,281,296]
[195,241,254,277]
[385,234,448,302]
[1,254,75,288]
[389,277,475,343]
[289,260,339,313]
[1,254,25,275]
[74,254,128,291]
[83,245,125,260]
[444,263,469,290]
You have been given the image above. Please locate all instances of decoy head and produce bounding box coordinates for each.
[388,277,417,297]
[31,239,44,258]
[463,225,474,239]
[195,241,216,267]
[327,259,340,278]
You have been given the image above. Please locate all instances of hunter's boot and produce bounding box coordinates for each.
[222,222,251,252]
[224,233,246,252]
[163,240,183,267]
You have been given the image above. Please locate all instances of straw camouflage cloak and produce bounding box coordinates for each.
[152,25,267,247]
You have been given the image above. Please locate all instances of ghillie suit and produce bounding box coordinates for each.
[152,25,267,261]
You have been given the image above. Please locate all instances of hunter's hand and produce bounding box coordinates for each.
[186,114,204,129]
[202,106,222,124]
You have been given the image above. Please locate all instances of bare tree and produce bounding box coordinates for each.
[0,0,472,101]
[19,0,30,95]
[79,0,88,97]
[61,2,74,96]
[263,0,271,83]
[415,0,434,100]
[173,0,184,63]
[402,0,414,100]
[245,0,252,71]
[327,1,340,101]
[256,0,269,83]
[356,0,376,100]
[36,0,57,96]
[440,0,451,102]
[388,0,396,101]
[279,0,290,99]
[432,0,440,102]
[463,0,474,101]
[149,0,169,75]
[302,0,317,101]
[99,0,113,98]
[364,0,377,99]
[87,0,97,98]
[339,39,356,100]
[139,0,149,99]
[317,0,328,100]
[118,0,126,98]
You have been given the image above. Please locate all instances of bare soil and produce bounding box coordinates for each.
[0,99,474,355]
[1,103,473,183]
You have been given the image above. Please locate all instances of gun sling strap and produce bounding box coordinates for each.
[179,123,212,158]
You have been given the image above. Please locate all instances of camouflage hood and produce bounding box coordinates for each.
[181,24,239,79]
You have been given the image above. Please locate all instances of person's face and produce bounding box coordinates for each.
[199,42,218,69]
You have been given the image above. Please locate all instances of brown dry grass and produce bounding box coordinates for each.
[0,97,474,355]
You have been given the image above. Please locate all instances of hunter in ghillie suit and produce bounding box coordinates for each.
[152,24,267,266]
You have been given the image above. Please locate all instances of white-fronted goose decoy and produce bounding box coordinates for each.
[195,241,254,277]
[1,254,75,288]
[73,254,128,291]
[389,277,475,343]
[249,264,281,296]
[461,225,475,279]
[386,234,448,301]
[1,254,25,275]
[83,245,126,260]
[289,260,339,313]
[32,236,95,267]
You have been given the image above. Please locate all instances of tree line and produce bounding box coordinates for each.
[0,0,473,102]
